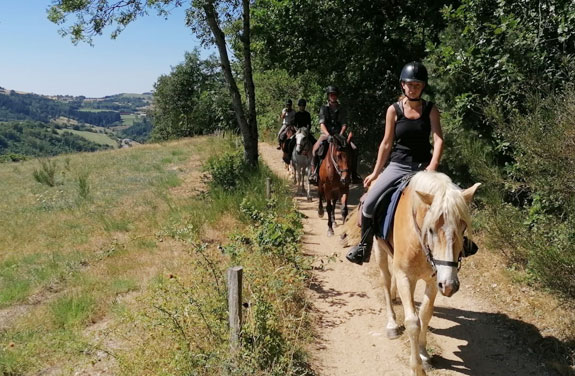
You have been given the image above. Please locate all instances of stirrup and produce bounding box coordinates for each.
[346,243,371,265]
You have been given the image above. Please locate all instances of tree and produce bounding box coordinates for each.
[48,0,260,166]
[151,51,234,140]
[251,0,454,155]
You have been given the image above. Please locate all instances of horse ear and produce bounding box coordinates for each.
[462,183,481,204]
[416,191,434,206]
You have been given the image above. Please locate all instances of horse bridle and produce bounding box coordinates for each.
[412,210,462,277]
[328,140,349,177]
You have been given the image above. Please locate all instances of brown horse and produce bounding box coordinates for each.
[372,171,480,375]
[317,134,351,236]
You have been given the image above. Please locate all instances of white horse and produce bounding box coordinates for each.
[291,127,313,201]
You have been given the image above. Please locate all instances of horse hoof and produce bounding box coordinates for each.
[318,210,324,218]
[327,229,334,237]
[422,359,433,372]
[307,196,312,202]
[386,327,401,339]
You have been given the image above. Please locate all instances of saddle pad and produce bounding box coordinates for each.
[379,174,414,241]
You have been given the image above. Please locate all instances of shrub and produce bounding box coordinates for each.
[33,158,58,187]
[77,172,90,200]
[204,151,248,190]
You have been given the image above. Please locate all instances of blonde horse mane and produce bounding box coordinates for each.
[409,171,472,246]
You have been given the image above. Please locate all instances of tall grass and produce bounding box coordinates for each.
[0,136,314,375]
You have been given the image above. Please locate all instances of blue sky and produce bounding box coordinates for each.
[0,1,209,97]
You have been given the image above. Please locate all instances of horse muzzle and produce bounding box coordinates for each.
[437,278,459,297]
[340,171,350,185]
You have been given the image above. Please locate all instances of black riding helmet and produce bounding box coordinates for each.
[298,98,306,106]
[286,99,293,106]
[400,62,428,83]
[399,62,428,101]
[325,86,339,95]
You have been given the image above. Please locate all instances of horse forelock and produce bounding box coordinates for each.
[409,171,472,249]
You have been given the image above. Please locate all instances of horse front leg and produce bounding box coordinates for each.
[326,199,334,236]
[395,270,425,376]
[418,280,438,368]
[305,166,312,201]
[341,193,348,223]
[318,189,324,218]
[374,239,400,339]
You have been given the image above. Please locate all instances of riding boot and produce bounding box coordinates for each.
[309,155,319,185]
[462,236,479,257]
[346,215,374,265]
[350,148,362,184]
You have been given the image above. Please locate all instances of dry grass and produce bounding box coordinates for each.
[0,137,221,374]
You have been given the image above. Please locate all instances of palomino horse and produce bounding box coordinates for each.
[280,125,296,174]
[318,134,351,236]
[291,127,313,201]
[373,171,480,376]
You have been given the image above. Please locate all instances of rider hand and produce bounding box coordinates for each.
[425,163,438,172]
[363,172,378,188]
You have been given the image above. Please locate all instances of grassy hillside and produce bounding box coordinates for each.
[56,128,118,147]
[0,136,312,375]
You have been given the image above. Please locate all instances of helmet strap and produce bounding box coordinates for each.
[407,96,422,102]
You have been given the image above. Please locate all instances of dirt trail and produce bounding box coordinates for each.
[259,142,552,376]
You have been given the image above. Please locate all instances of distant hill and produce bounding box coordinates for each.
[0,87,152,127]
[0,121,113,161]
[0,87,154,160]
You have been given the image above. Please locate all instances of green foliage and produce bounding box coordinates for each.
[33,158,59,187]
[151,51,235,140]
[204,150,249,190]
[76,171,90,200]
[480,88,575,297]
[119,117,153,143]
[254,68,324,139]
[0,91,125,126]
[49,293,97,329]
[0,121,111,159]
[252,0,454,153]
[426,0,575,184]
[119,143,313,375]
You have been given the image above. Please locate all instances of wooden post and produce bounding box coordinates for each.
[266,177,271,199]
[227,266,243,352]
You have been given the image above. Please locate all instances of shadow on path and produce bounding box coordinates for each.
[426,306,573,376]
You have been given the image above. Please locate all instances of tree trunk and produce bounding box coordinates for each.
[241,0,258,163]
[203,1,259,167]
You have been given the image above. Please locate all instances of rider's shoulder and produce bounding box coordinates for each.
[386,103,397,115]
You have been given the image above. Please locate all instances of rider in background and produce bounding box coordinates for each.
[346,62,444,265]
[294,98,312,131]
[277,99,296,149]
[309,86,362,185]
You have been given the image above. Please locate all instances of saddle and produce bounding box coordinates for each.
[371,173,415,241]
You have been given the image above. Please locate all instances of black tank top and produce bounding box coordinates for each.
[390,100,434,165]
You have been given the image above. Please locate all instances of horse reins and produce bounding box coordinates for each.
[412,209,461,277]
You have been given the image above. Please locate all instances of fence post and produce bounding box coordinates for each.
[266,177,271,199]
[227,266,243,353]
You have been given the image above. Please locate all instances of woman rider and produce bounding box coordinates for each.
[346,62,444,265]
